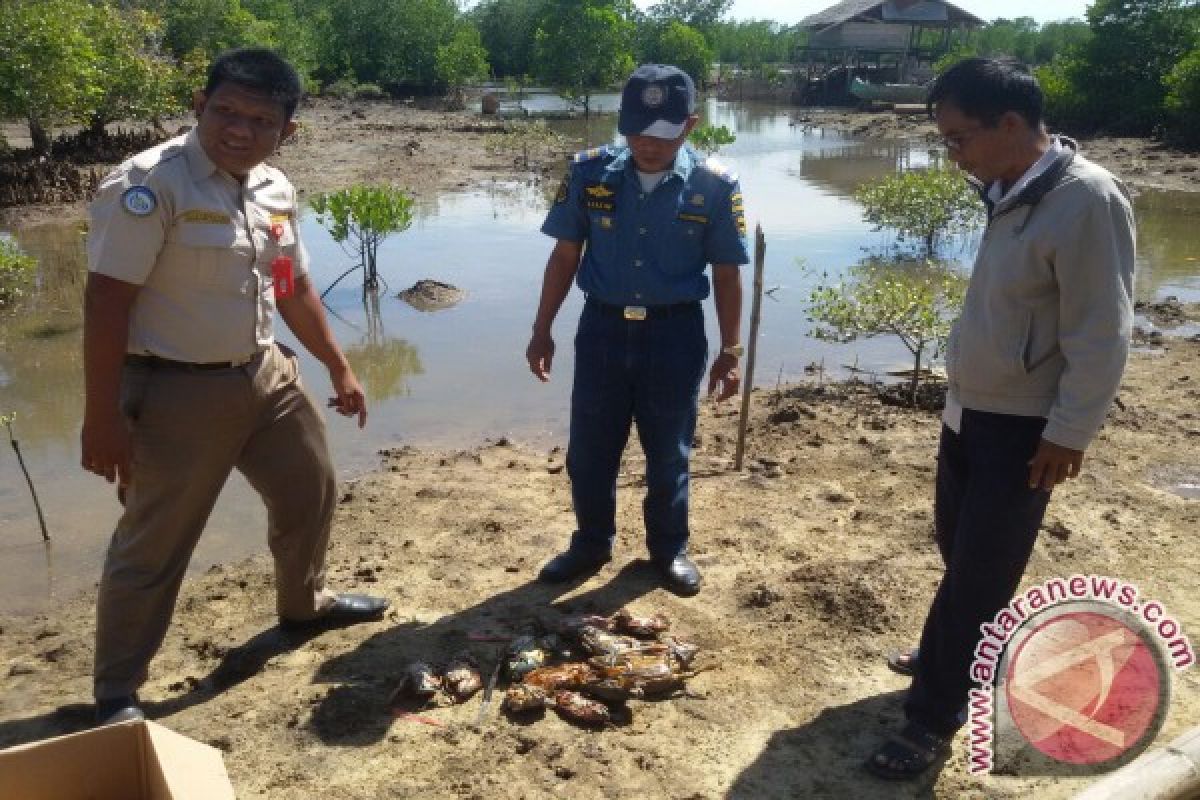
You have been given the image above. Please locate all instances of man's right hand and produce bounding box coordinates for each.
[81,412,132,487]
[526,331,555,382]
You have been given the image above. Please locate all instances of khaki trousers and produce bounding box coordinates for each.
[94,343,337,700]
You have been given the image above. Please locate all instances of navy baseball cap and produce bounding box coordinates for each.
[617,64,696,139]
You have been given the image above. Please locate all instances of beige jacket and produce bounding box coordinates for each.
[946,141,1136,451]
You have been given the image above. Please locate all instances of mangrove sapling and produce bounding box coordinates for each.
[2,413,50,542]
[808,259,966,407]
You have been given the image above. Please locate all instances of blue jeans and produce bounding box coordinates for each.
[904,409,1051,735]
[565,299,707,564]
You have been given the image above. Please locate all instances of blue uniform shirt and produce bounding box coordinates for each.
[541,144,750,305]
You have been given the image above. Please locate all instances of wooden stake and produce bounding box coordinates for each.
[734,225,766,471]
[4,417,50,542]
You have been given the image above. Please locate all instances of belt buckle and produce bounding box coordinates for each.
[623,305,647,321]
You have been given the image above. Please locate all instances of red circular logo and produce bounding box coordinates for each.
[1005,609,1165,765]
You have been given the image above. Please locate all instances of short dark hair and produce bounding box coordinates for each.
[205,48,303,120]
[927,58,1044,128]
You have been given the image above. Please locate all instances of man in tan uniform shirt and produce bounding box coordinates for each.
[82,48,387,726]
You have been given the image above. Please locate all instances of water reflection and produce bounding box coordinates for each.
[342,294,424,404]
[2,101,1199,615]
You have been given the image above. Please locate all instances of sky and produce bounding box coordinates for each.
[631,0,1093,25]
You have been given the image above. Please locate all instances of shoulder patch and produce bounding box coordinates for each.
[121,185,158,216]
[701,157,738,183]
[572,145,611,164]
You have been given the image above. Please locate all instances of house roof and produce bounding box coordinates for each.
[800,0,985,29]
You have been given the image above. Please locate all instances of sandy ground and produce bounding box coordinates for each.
[1,321,1198,797]
[1,100,1199,798]
[793,108,1200,194]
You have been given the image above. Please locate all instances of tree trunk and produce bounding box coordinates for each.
[86,115,108,142]
[910,346,922,407]
[28,117,50,156]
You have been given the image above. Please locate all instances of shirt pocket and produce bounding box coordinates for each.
[162,222,254,292]
[660,213,706,274]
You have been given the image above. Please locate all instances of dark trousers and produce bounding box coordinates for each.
[564,299,707,564]
[904,409,1052,735]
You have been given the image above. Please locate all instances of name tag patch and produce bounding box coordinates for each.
[179,209,232,225]
[677,212,708,224]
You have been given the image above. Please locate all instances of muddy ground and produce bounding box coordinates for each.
[1,99,1198,798]
[1,323,1198,798]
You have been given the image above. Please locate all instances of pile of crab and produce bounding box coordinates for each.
[500,608,703,727]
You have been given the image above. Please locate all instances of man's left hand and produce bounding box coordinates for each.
[1027,438,1084,491]
[708,353,740,402]
[327,364,367,428]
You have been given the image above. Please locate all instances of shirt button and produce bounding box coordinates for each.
[639,227,647,235]
[635,293,642,299]
[634,259,643,267]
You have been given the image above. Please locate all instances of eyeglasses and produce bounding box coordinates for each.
[940,125,988,151]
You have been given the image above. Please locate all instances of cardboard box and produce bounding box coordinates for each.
[0,719,235,799]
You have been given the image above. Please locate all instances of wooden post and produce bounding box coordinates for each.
[734,225,766,471]
[1073,724,1200,799]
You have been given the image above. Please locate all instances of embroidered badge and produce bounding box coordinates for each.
[678,212,708,224]
[121,186,157,216]
[599,216,614,230]
[690,193,705,206]
[731,191,746,234]
[584,182,616,212]
[642,84,666,108]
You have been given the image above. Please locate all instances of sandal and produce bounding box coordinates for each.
[885,647,919,676]
[865,721,951,780]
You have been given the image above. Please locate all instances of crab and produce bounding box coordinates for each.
[505,635,548,680]
[610,608,670,638]
[576,625,649,659]
[389,661,442,706]
[521,662,599,691]
[442,653,483,702]
[552,689,610,727]
[503,683,549,713]
[583,652,700,700]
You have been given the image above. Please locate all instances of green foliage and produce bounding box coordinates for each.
[0,238,37,309]
[158,0,274,60]
[688,123,735,154]
[83,5,182,132]
[354,83,386,101]
[484,120,566,168]
[707,20,803,68]
[855,168,983,255]
[315,0,460,91]
[1165,48,1200,146]
[323,78,358,99]
[1037,58,1090,128]
[935,17,1090,71]
[310,185,415,294]
[1068,0,1200,134]
[533,0,635,113]
[808,259,967,405]
[644,21,713,87]
[435,24,491,89]
[0,0,100,153]
[646,0,732,30]
[472,0,548,79]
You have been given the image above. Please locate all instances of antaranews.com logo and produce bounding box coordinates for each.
[966,575,1194,776]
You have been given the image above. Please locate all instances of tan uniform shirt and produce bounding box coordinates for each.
[87,129,309,363]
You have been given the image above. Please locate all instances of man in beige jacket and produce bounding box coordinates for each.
[867,58,1136,779]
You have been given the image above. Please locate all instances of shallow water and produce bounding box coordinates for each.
[1,99,1198,615]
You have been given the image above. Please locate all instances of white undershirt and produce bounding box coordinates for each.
[942,137,1065,433]
[636,169,668,193]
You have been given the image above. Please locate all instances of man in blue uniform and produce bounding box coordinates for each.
[526,64,749,597]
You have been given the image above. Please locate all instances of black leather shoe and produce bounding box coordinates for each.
[656,554,701,596]
[279,593,389,631]
[95,694,144,726]
[537,549,611,583]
